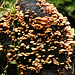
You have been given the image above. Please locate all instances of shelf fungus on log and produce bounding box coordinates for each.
[0,0,75,74]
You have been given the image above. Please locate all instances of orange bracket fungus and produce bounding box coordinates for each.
[0,0,75,75]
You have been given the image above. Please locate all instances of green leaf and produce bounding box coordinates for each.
[12,23,14,26]
[11,32,13,35]
[71,28,75,36]
[17,56,19,59]
[10,14,14,17]
[12,36,15,39]
[0,11,4,17]
[10,61,17,64]
[5,65,8,69]
[17,67,20,70]
[64,0,72,2]
[9,45,14,47]
[71,28,74,33]
[11,6,15,14]
[6,65,8,68]
[7,50,10,52]
[18,51,20,53]
[70,65,72,69]
[73,58,75,63]
[16,45,19,48]
[17,22,19,25]
[18,42,20,45]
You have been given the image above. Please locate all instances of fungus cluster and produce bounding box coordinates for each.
[0,0,75,74]
[0,45,3,51]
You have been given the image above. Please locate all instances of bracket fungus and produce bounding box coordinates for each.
[0,0,75,74]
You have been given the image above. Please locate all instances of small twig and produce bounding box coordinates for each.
[16,0,19,4]
[1,2,4,7]
[72,63,74,74]
[0,7,10,10]
[59,72,63,75]
[0,7,8,10]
